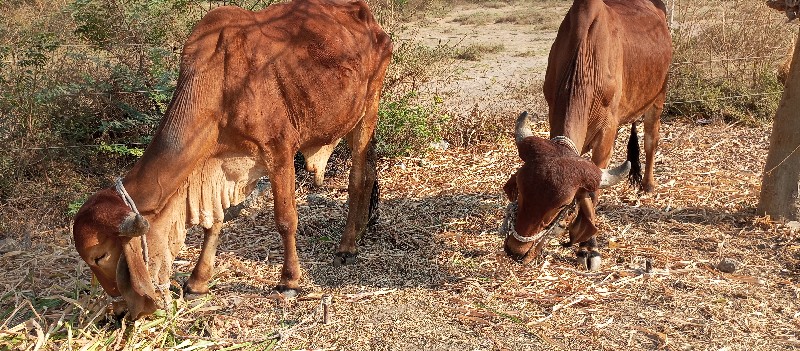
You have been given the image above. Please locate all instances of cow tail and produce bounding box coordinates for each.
[367,136,380,228]
[368,177,380,228]
[626,122,643,190]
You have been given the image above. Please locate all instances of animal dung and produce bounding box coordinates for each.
[716,258,741,273]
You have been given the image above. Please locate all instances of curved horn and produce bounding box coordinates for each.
[119,213,150,237]
[515,111,533,143]
[599,161,631,189]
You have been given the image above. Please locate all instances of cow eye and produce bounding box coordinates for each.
[94,252,109,266]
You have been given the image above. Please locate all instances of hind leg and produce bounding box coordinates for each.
[590,125,620,173]
[642,104,662,193]
[184,222,222,295]
[334,117,378,266]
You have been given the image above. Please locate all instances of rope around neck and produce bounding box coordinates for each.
[115,178,140,215]
[115,178,149,264]
[551,136,580,156]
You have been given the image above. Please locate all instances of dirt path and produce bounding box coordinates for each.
[396,2,571,118]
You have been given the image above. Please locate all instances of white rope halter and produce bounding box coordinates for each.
[551,136,580,156]
[501,201,575,244]
[115,177,149,264]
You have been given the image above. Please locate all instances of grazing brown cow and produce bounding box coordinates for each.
[72,0,392,319]
[502,0,672,269]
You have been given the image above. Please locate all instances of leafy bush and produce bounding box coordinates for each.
[382,38,456,95]
[0,0,278,230]
[377,93,449,157]
[376,32,455,157]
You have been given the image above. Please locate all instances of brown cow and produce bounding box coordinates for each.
[72,0,392,319]
[502,0,672,269]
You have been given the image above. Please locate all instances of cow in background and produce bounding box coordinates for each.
[503,0,672,269]
[72,0,392,319]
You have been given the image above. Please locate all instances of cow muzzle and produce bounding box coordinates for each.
[501,201,574,263]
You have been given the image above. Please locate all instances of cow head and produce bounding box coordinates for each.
[73,188,159,319]
[502,112,629,263]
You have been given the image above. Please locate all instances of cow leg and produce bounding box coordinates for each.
[334,117,378,266]
[269,152,302,295]
[568,193,603,271]
[570,129,618,271]
[576,238,601,271]
[184,221,222,295]
[642,104,662,193]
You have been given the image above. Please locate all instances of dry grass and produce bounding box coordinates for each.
[449,4,564,30]
[2,118,800,350]
[454,43,505,61]
[3,0,800,350]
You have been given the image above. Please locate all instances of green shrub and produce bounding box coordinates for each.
[377,93,449,157]
[382,38,456,95]
[0,0,235,229]
[375,31,456,157]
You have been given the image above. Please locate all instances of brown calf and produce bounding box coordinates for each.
[73,0,392,319]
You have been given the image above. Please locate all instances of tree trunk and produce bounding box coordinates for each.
[757,27,800,221]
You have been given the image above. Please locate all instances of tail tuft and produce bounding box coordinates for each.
[627,123,643,190]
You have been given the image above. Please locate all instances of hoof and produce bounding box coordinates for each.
[274,285,299,298]
[333,252,359,267]
[576,250,588,269]
[587,251,602,271]
[182,281,209,297]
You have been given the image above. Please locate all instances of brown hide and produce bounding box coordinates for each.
[544,0,671,152]
[73,0,392,319]
[504,136,601,260]
[73,189,129,296]
[506,0,671,259]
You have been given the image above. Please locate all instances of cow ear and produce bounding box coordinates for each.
[119,213,150,237]
[117,237,158,319]
[503,173,519,201]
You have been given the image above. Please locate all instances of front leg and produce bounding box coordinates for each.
[269,152,301,296]
[576,238,602,271]
[184,221,222,295]
[568,195,602,271]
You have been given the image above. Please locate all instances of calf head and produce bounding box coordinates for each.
[73,188,159,319]
[503,112,629,263]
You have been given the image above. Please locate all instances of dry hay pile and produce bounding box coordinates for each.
[2,116,799,350]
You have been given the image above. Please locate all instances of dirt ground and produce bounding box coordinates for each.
[394,1,566,119]
[2,1,800,350]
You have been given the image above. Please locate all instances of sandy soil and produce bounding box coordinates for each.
[394,2,569,118]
